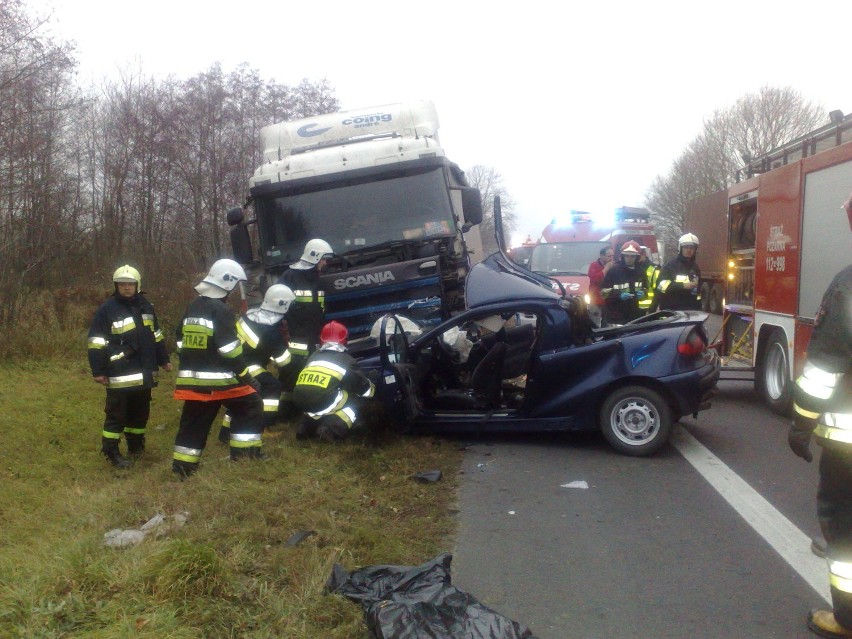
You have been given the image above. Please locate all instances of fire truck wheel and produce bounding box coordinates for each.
[599,385,674,457]
[699,283,711,312]
[709,284,723,315]
[758,330,792,416]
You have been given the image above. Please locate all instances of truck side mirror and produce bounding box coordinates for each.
[461,187,483,225]
[230,225,253,264]
[226,206,245,226]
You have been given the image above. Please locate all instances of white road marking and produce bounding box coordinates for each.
[672,428,831,603]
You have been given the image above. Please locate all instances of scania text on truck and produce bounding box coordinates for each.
[226,101,484,352]
[530,207,662,303]
[690,111,852,414]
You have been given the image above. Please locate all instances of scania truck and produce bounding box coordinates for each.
[227,101,484,351]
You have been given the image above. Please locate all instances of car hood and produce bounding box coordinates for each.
[465,253,560,308]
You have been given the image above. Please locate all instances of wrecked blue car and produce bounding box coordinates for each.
[366,253,719,457]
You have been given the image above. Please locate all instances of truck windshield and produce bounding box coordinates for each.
[255,167,455,265]
[529,241,609,275]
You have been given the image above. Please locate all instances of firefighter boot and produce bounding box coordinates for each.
[126,434,145,458]
[171,459,197,481]
[808,610,852,638]
[101,438,131,469]
[295,415,318,440]
[230,445,268,462]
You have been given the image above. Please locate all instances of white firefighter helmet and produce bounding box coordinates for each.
[620,240,642,256]
[113,265,141,288]
[197,259,246,297]
[260,284,295,314]
[299,239,333,266]
[678,233,699,250]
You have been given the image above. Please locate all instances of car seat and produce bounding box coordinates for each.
[430,341,507,410]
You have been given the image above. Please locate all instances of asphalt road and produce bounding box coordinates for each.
[451,314,827,639]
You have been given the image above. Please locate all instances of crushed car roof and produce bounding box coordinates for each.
[465,253,561,308]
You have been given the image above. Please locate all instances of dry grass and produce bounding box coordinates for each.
[0,355,463,638]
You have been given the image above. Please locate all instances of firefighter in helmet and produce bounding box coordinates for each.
[600,240,648,325]
[788,191,852,638]
[88,265,171,468]
[277,238,334,421]
[292,320,376,442]
[656,233,702,311]
[172,259,265,479]
[218,284,297,443]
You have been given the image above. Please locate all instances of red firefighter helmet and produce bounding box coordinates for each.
[320,321,348,346]
[620,240,642,256]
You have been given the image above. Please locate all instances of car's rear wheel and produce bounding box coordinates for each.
[599,385,674,456]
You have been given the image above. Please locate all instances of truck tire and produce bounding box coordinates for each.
[599,385,674,457]
[709,284,723,315]
[758,330,792,416]
[700,282,711,312]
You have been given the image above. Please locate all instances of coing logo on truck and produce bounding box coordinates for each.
[342,113,392,129]
[297,123,332,137]
[334,270,396,290]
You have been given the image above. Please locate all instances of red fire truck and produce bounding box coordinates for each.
[531,207,661,302]
[697,112,852,414]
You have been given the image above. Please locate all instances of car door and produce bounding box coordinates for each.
[377,314,421,430]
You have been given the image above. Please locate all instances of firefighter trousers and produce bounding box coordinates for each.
[220,372,281,435]
[173,393,264,475]
[103,388,151,443]
[818,447,852,627]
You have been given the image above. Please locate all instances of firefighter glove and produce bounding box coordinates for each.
[620,292,634,301]
[788,424,813,463]
[635,290,646,299]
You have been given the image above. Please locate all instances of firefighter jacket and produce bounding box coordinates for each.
[235,312,292,375]
[588,258,608,306]
[793,264,852,445]
[656,255,702,311]
[293,344,376,416]
[639,262,660,311]
[88,292,169,390]
[601,263,647,324]
[173,296,255,400]
[279,267,325,357]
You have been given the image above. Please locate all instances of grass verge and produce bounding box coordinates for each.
[0,356,463,638]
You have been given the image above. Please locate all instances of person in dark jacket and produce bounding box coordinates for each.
[88,265,171,468]
[656,233,702,311]
[600,240,648,325]
[218,284,296,442]
[788,192,852,639]
[293,321,376,442]
[172,259,265,479]
[277,238,334,421]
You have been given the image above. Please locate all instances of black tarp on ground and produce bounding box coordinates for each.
[325,552,539,639]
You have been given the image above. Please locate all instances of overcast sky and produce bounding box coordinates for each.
[36,0,851,244]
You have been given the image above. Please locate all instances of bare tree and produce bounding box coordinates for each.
[465,165,516,255]
[0,0,78,325]
[646,86,825,257]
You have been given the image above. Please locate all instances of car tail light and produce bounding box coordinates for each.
[678,327,707,357]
